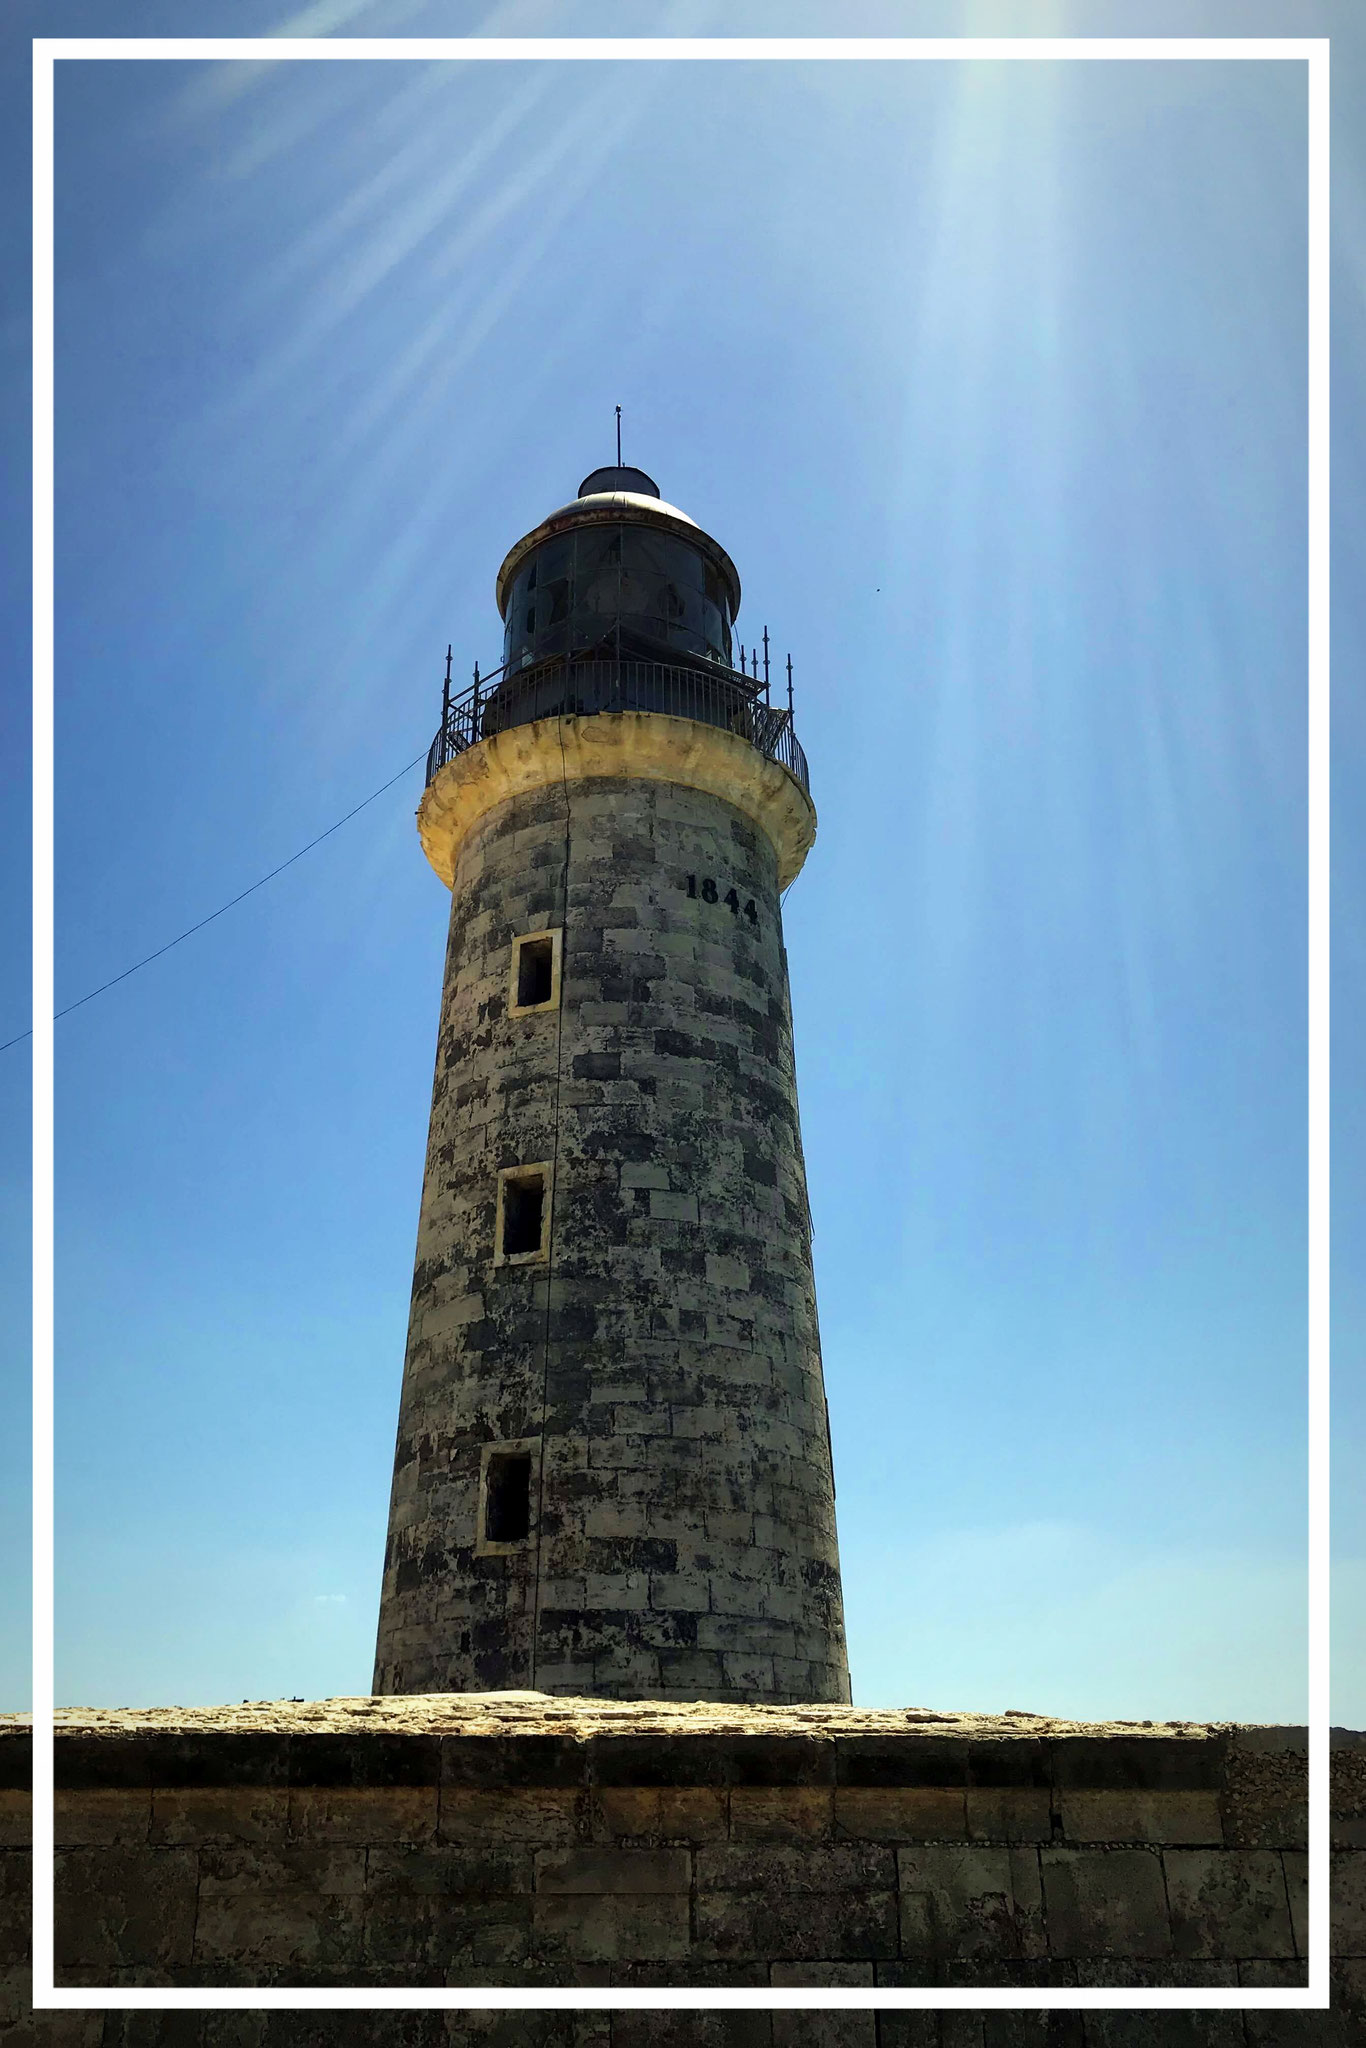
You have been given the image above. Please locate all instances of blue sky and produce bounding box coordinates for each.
[1,1,1361,1727]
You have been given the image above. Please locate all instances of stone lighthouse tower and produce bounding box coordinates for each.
[373,464,850,1704]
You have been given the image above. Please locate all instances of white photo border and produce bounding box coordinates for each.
[31,31,1330,2016]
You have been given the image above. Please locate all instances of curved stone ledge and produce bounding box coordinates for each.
[417,713,817,891]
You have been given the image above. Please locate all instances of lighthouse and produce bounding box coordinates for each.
[373,464,850,1704]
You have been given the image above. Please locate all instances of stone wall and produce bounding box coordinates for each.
[3,1696,1363,2043]
[375,765,848,1704]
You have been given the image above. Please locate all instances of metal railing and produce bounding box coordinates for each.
[425,653,810,796]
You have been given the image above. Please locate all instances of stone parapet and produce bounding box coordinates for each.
[2,1695,1362,2040]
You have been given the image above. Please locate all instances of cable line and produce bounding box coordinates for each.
[2,748,428,1055]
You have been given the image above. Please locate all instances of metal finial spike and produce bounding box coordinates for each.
[615,404,622,466]
[762,626,770,688]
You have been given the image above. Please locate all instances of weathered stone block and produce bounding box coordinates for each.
[1040,1847,1172,1958]
[772,2014,876,2048]
[1236,1958,1308,1984]
[597,1786,727,1841]
[0,1852,30,1967]
[837,1787,966,1841]
[190,1889,366,1968]
[648,1574,711,1612]
[1331,1741,1366,1849]
[53,1788,151,1846]
[363,1844,534,1894]
[1242,1998,1335,2048]
[1080,2014,1245,2047]
[730,1787,832,1840]
[608,1960,770,1989]
[873,2016,940,2048]
[610,2013,770,2048]
[898,1844,1044,1961]
[723,1655,776,1693]
[1060,1789,1223,1845]
[199,1843,366,1893]
[1332,1847,1366,1955]
[712,1507,765,1540]
[149,1787,289,1844]
[670,1406,731,1442]
[696,1843,894,1893]
[1076,1959,1240,1984]
[769,1959,876,1984]
[534,1846,690,1894]
[6,1990,104,2048]
[935,1959,1079,1995]
[532,1890,690,1961]
[620,1162,672,1191]
[964,1787,1050,1843]
[1278,1847,1309,1960]
[1165,1848,1296,1959]
[53,1848,197,1971]
[287,1787,436,1843]
[658,1651,728,1691]
[695,1887,898,1962]
[364,1890,534,1969]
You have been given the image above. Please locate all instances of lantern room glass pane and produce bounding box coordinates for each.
[501,521,734,672]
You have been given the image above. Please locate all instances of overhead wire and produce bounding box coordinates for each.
[1,748,428,1056]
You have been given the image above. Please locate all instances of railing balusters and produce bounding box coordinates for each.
[426,654,808,797]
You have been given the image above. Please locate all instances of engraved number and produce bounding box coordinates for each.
[684,877,760,933]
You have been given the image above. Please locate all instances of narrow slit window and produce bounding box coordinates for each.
[517,937,554,1008]
[484,1451,532,1544]
[502,1175,543,1255]
[509,929,562,1016]
[496,1164,550,1263]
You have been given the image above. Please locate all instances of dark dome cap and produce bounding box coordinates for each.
[578,465,660,499]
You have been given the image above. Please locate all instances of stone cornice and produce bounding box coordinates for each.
[417,713,817,891]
